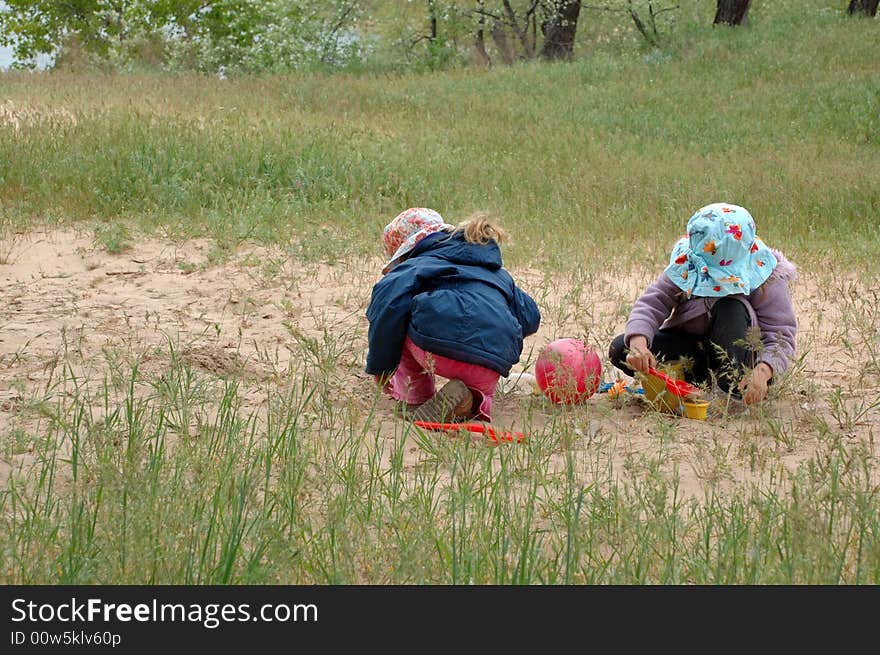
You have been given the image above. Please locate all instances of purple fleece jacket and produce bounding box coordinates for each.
[624,250,798,376]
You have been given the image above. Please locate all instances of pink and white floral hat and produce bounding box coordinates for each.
[382,207,454,273]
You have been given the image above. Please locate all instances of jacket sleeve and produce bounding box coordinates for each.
[365,267,424,376]
[624,273,680,348]
[750,280,797,376]
[511,285,541,337]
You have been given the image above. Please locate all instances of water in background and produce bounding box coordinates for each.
[0,42,52,70]
[0,1,11,68]
[1,42,15,69]
[1,1,53,70]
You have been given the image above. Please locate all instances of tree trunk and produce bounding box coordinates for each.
[491,20,516,65]
[628,3,658,47]
[474,2,491,66]
[539,0,582,60]
[847,0,879,16]
[713,0,753,26]
[428,0,438,41]
[502,0,534,59]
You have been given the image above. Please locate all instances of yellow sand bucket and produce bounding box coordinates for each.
[636,361,685,414]
[683,399,710,420]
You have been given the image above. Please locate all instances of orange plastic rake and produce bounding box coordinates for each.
[646,366,702,398]
[413,421,527,444]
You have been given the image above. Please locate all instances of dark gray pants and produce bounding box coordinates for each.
[609,298,755,394]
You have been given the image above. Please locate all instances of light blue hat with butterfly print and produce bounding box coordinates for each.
[664,203,778,298]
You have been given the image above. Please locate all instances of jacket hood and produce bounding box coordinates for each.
[410,232,503,270]
[765,249,797,285]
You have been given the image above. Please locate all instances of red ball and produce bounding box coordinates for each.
[534,338,602,404]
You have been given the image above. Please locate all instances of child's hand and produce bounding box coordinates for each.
[741,363,772,405]
[625,336,656,374]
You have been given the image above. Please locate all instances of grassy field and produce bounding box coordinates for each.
[2,5,878,268]
[0,4,878,583]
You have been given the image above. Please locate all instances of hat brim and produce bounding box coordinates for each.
[382,225,453,274]
[665,237,777,297]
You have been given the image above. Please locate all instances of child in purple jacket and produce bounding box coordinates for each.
[609,203,797,405]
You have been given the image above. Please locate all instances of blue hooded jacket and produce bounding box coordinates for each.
[366,232,541,377]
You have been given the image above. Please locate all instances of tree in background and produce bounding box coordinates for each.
[467,0,587,63]
[0,0,142,64]
[713,0,752,26]
[474,0,492,65]
[9,1,857,72]
[470,1,539,63]
[0,0,365,71]
[539,0,581,60]
[625,0,678,48]
[400,0,466,69]
[847,0,879,16]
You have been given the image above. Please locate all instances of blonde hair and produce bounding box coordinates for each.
[452,211,507,245]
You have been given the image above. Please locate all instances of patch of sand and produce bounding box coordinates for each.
[0,228,877,498]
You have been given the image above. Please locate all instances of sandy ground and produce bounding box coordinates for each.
[1,228,877,497]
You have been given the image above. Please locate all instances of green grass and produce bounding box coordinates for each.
[1,5,877,271]
[1,4,879,584]
[2,346,878,584]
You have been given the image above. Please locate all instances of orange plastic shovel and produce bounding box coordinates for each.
[413,421,527,444]
[646,366,702,398]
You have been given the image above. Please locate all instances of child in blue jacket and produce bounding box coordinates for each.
[366,208,541,423]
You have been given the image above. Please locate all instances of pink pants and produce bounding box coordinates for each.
[386,337,500,421]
